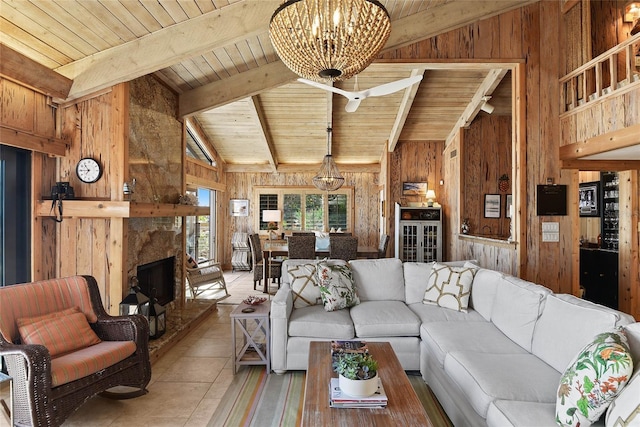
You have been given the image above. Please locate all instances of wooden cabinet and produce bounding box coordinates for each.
[580,248,618,309]
[394,204,443,263]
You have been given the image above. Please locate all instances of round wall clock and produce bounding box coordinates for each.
[76,157,103,183]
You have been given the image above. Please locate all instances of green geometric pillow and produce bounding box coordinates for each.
[315,261,360,312]
[287,263,321,308]
[556,329,633,427]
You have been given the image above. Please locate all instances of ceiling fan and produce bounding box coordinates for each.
[297,74,423,113]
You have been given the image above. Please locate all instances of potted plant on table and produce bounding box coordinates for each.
[333,352,379,397]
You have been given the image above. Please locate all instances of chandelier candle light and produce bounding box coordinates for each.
[269,0,391,81]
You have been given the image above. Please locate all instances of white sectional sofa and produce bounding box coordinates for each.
[270,258,640,426]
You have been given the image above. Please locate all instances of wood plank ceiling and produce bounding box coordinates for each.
[0,0,535,171]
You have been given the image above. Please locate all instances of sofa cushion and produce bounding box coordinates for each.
[350,301,420,337]
[605,370,640,427]
[469,268,501,321]
[532,294,630,373]
[486,400,558,427]
[422,263,477,312]
[623,322,640,373]
[491,275,552,352]
[556,329,633,427]
[409,302,486,324]
[445,351,560,418]
[288,305,354,339]
[0,276,97,343]
[316,261,360,311]
[18,306,101,357]
[421,321,529,367]
[350,258,405,301]
[287,262,321,308]
[403,262,435,304]
[51,340,136,386]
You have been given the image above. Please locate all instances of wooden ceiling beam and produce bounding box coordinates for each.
[388,68,424,152]
[248,96,278,172]
[0,44,72,99]
[560,159,640,170]
[444,68,509,146]
[559,124,640,159]
[179,0,536,116]
[56,1,281,100]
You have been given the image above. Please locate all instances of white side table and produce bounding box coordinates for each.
[0,372,12,426]
[230,302,270,374]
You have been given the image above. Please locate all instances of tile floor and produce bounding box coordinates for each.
[1,270,265,427]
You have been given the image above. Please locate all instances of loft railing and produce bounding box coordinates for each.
[560,32,640,114]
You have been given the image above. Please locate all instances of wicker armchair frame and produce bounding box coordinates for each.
[0,275,151,427]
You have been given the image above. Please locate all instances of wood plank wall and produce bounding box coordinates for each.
[382,2,571,292]
[388,140,444,257]
[462,114,512,238]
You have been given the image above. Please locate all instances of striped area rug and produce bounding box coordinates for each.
[208,367,452,427]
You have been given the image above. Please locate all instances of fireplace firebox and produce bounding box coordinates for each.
[137,256,176,306]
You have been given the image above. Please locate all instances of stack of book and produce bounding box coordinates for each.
[329,377,388,408]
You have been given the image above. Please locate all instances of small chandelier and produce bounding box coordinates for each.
[269,0,391,81]
[313,127,344,191]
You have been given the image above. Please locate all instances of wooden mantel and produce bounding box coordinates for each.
[36,200,209,218]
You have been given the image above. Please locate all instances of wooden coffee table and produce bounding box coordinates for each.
[303,341,433,425]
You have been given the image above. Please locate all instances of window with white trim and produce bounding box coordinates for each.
[255,187,353,233]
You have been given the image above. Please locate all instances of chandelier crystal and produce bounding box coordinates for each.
[313,127,345,191]
[269,0,391,81]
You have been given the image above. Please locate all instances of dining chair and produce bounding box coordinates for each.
[287,235,317,259]
[329,232,352,236]
[248,233,282,290]
[378,233,390,258]
[329,236,358,261]
[291,231,315,236]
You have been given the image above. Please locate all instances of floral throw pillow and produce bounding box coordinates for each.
[556,329,633,427]
[315,261,360,312]
[422,263,477,312]
[287,263,321,308]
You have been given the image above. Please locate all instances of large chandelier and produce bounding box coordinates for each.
[313,127,345,191]
[269,0,391,81]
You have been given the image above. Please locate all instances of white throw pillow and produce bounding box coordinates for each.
[556,329,634,427]
[605,370,640,427]
[287,262,321,308]
[316,261,360,312]
[422,263,477,312]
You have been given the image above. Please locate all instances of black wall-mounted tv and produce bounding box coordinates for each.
[536,184,567,216]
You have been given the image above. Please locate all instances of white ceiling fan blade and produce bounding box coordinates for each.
[345,99,362,113]
[364,75,423,98]
[297,78,354,99]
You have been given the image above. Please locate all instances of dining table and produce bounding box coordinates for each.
[261,242,379,293]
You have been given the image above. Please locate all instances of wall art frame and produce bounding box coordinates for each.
[484,194,501,218]
[230,199,249,217]
[402,182,427,196]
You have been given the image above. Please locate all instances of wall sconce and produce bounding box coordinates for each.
[425,189,437,207]
[624,2,640,22]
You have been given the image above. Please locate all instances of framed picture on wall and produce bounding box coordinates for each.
[579,182,600,217]
[402,182,427,196]
[484,194,501,218]
[505,194,513,218]
[230,199,249,217]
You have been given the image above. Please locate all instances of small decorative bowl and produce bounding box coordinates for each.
[243,296,267,306]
